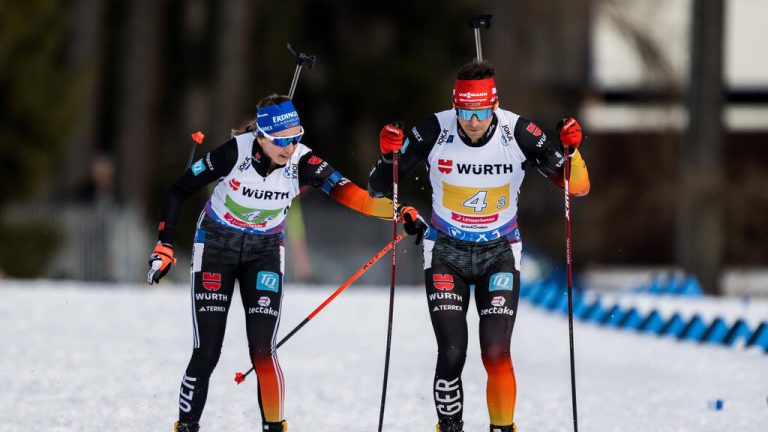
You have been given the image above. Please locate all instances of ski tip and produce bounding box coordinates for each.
[234,372,245,384]
[191,131,205,144]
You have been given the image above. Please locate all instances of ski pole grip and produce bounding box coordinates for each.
[191,131,205,145]
[185,131,205,170]
[286,43,317,98]
[287,43,317,69]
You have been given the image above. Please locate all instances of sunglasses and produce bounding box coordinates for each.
[456,107,494,121]
[257,126,304,148]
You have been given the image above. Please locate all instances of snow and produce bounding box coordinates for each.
[1,281,766,431]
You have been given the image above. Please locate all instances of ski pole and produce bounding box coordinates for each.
[377,150,399,431]
[469,14,492,62]
[185,131,205,170]
[286,43,316,99]
[234,231,407,384]
[563,135,579,432]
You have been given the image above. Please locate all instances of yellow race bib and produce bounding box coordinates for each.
[442,183,510,215]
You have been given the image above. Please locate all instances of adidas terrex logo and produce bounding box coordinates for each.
[436,159,514,175]
[241,187,290,200]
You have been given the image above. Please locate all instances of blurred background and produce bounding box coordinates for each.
[1,0,766,295]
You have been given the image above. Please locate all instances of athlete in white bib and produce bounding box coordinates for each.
[146,95,423,432]
[368,62,590,432]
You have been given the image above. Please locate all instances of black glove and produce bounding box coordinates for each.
[398,205,428,245]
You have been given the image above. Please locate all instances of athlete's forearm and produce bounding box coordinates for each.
[567,149,590,196]
[330,179,394,219]
[369,115,439,198]
[157,174,209,244]
[552,149,590,196]
[368,152,423,198]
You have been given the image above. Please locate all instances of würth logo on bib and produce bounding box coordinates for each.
[456,163,514,175]
[307,155,324,165]
[241,188,290,200]
[438,159,453,174]
[229,179,241,191]
[202,272,221,291]
[433,274,454,291]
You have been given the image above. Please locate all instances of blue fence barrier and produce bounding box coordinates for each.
[521,275,768,354]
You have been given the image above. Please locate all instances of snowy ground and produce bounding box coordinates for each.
[1,281,766,432]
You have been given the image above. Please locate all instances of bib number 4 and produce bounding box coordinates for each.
[463,190,488,212]
[463,190,507,213]
[444,183,511,215]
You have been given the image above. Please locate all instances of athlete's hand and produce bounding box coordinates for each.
[379,121,405,155]
[557,117,582,149]
[147,241,176,285]
[398,205,428,245]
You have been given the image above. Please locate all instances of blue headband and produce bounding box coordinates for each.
[256,100,301,134]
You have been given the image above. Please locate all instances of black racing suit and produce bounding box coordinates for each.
[368,112,577,428]
[179,214,286,424]
[158,135,392,425]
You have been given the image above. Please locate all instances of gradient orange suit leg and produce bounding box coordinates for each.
[475,261,520,426]
[240,250,286,423]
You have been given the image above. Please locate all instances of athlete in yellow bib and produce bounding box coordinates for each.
[369,61,590,432]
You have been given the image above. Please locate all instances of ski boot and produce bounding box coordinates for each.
[173,421,200,432]
[490,424,516,432]
[436,419,464,432]
[263,420,288,431]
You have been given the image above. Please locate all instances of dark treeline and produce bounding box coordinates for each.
[1,0,766,291]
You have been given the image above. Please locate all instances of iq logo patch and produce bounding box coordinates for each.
[256,271,279,292]
[489,272,514,292]
[191,159,206,176]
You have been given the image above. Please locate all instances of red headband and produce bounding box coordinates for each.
[452,78,497,108]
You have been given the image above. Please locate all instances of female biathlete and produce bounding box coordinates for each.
[147,94,421,432]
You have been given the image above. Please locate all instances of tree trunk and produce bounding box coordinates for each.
[210,0,254,142]
[116,0,164,209]
[61,0,105,195]
[677,0,725,294]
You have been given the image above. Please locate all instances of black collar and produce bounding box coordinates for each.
[250,137,285,177]
[456,114,498,147]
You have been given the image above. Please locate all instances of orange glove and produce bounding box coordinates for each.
[147,241,176,285]
[379,122,405,155]
[557,117,582,148]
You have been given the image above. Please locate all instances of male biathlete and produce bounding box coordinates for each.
[368,62,590,432]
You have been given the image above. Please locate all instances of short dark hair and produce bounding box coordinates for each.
[456,61,495,80]
[256,93,291,109]
[233,94,292,136]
